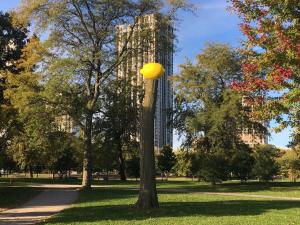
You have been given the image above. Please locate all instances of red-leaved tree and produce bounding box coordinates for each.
[230,0,300,134]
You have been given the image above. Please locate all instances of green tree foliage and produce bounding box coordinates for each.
[252,144,280,182]
[18,0,183,189]
[190,152,200,180]
[47,131,82,178]
[0,150,16,176]
[2,36,51,177]
[0,11,28,152]
[0,11,27,74]
[2,35,80,177]
[157,145,176,180]
[172,43,266,184]
[173,149,192,177]
[278,147,300,182]
[94,78,141,181]
[93,133,118,179]
[230,143,254,182]
[126,156,140,180]
[8,106,53,177]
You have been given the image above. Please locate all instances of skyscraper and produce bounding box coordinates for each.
[116,13,173,150]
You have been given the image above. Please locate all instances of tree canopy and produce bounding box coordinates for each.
[230,0,300,136]
[172,43,266,183]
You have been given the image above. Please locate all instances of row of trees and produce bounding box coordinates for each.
[1,11,298,183]
[173,144,298,183]
[1,0,299,209]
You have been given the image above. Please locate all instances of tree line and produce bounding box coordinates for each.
[0,0,299,208]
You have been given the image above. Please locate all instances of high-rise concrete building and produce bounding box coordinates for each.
[116,14,173,150]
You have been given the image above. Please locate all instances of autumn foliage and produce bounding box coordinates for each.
[230,0,300,126]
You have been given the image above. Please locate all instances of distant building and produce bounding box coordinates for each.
[240,129,268,147]
[240,96,268,147]
[55,114,79,135]
[116,13,173,150]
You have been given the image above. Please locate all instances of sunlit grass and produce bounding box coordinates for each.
[42,188,300,225]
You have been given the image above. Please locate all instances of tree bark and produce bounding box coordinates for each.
[82,112,93,189]
[29,166,33,178]
[135,79,159,209]
[118,140,127,181]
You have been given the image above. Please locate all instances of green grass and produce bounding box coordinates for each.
[2,176,300,198]
[0,186,41,211]
[42,188,300,225]
[2,178,300,224]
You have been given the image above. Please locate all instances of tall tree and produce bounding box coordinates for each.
[0,11,28,152]
[230,142,254,182]
[47,131,82,178]
[252,144,280,182]
[278,146,300,182]
[173,149,192,177]
[230,0,300,134]
[172,43,266,184]
[157,145,176,180]
[94,78,141,181]
[18,0,186,189]
[3,36,54,177]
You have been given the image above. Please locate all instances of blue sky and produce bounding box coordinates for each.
[0,0,291,148]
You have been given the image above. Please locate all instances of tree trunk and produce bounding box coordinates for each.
[29,166,33,178]
[117,140,127,181]
[82,112,93,189]
[135,79,159,209]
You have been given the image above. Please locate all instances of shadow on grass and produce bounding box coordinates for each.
[47,199,300,224]
[0,187,42,208]
[42,189,300,224]
[158,181,300,193]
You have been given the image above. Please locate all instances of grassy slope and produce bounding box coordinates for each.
[43,188,300,225]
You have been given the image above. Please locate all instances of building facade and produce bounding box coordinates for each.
[116,14,173,150]
[55,114,79,134]
[240,96,268,147]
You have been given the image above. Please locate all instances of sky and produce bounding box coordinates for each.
[0,0,291,148]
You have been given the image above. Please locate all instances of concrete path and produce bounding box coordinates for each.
[0,189,78,225]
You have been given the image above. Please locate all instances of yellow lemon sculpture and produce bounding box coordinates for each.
[140,63,164,79]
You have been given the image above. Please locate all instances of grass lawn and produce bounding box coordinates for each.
[2,176,300,197]
[42,188,300,225]
[0,186,41,211]
[2,178,300,224]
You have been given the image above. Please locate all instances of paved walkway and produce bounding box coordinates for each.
[0,189,78,225]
